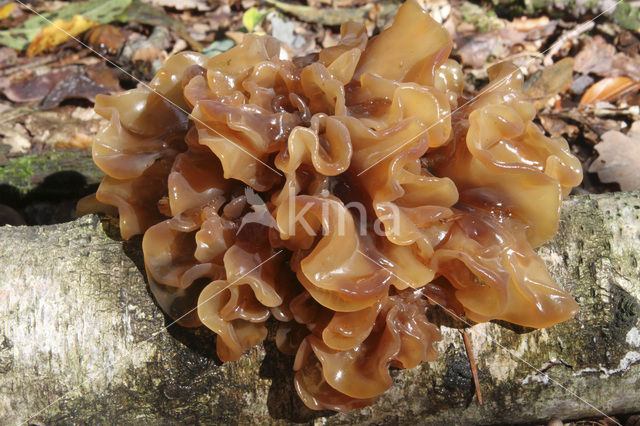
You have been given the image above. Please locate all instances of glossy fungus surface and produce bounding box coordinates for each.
[92,0,582,412]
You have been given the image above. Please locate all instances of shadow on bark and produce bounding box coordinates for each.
[0,171,97,226]
[165,318,223,366]
[117,233,225,364]
[259,333,336,423]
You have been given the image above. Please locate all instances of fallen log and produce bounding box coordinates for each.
[0,191,639,424]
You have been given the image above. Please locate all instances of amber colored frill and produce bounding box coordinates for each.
[92,0,582,412]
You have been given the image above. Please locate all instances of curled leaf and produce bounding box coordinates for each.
[4,70,72,103]
[86,24,126,55]
[151,0,211,11]
[589,121,640,191]
[117,0,202,51]
[0,0,132,51]
[0,2,15,20]
[265,0,398,26]
[27,15,98,57]
[524,57,574,110]
[580,76,640,105]
[42,72,117,109]
[242,7,271,33]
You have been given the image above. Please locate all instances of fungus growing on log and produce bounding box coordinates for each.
[92,0,582,412]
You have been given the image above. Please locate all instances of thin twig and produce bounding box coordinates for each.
[462,329,483,406]
[543,20,595,66]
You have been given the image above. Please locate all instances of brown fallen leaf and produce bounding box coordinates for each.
[511,16,550,32]
[151,0,211,11]
[27,15,98,57]
[610,53,640,82]
[3,69,72,103]
[0,121,31,153]
[131,45,165,64]
[225,31,247,46]
[524,57,574,110]
[19,106,107,151]
[580,77,640,105]
[574,35,616,76]
[539,115,579,139]
[85,24,126,55]
[41,72,116,109]
[522,19,557,42]
[616,30,640,55]
[558,109,623,145]
[85,64,121,91]
[265,0,398,26]
[0,47,16,68]
[455,27,526,69]
[120,0,202,51]
[589,121,640,190]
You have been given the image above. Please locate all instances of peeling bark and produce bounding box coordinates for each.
[0,192,639,425]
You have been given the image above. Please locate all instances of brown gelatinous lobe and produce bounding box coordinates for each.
[92,0,582,413]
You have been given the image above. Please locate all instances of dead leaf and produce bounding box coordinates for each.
[610,53,640,82]
[616,30,639,55]
[0,0,132,51]
[269,16,316,57]
[0,47,17,68]
[3,69,72,103]
[539,115,579,139]
[169,39,188,56]
[18,106,107,151]
[85,64,121,91]
[225,31,246,46]
[524,57,574,109]
[0,2,15,20]
[151,0,211,11]
[574,36,640,81]
[455,27,526,69]
[580,77,640,105]
[41,72,116,109]
[27,15,98,57]
[574,36,616,76]
[118,0,202,51]
[0,122,31,153]
[181,4,232,34]
[522,19,557,41]
[264,0,398,26]
[511,16,550,32]
[86,24,126,55]
[243,7,271,32]
[131,45,165,63]
[559,109,623,145]
[589,121,640,190]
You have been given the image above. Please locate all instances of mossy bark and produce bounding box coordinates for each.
[0,148,103,193]
[492,0,639,30]
[0,192,639,425]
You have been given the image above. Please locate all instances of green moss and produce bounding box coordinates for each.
[0,149,103,193]
[461,2,502,32]
[0,155,40,189]
[613,2,640,31]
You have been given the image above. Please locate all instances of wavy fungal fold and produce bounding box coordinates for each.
[92,0,582,412]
